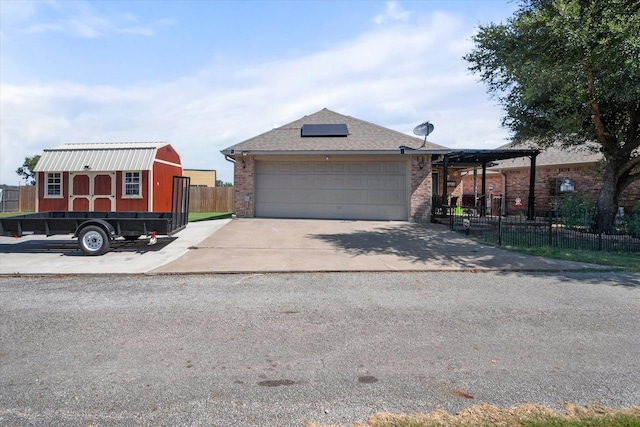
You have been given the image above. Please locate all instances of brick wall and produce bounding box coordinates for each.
[233,155,255,217]
[410,155,432,222]
[462,163,640,215]
[460,173,504,198]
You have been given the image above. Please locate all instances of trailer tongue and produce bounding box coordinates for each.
[0,176,190,256]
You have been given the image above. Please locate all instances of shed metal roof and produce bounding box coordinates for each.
[34,142,170,172]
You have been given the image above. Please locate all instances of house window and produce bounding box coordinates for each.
[46,173,62,197]
[124,172,141,197]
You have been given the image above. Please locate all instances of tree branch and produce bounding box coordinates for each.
[585,65,608,146]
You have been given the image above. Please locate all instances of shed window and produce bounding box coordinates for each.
[46,173,62,197]
[124,172,141,197]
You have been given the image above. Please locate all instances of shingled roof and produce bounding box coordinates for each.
[490,141,602,169]
[221,108,448,155]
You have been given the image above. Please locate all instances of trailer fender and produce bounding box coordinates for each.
[74,219,117,240]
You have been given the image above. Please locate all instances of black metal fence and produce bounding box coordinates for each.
[442,210,640,252]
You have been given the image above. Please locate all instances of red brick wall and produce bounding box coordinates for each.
[462,164,640,215]
[623,181,640,210]
[460,173,504,198]
[410,155,432,222]
[233,155,255,217]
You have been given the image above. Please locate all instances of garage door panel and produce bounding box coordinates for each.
[312,163,328,173]
[255,160,407,220]
[331,163,346,173]
[349,163,364,173]
[384,163,402,173]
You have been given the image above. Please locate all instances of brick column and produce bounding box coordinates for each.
[233,156,255,217]
[410,155,432,222]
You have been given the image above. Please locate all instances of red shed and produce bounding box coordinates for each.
[33,142,182,213]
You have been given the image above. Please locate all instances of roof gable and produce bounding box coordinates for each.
[34,142,170,172]
[222,108,448,155]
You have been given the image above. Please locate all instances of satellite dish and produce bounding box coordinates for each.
[413,121,434,148]
[413,121,434,137]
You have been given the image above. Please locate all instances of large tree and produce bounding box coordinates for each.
[465,0,640,232]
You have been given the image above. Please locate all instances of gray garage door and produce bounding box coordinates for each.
[255,159,408,220]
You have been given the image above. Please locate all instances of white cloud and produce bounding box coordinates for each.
[374,1,410,25]
[0,8,509,185]
[15,1,168,38]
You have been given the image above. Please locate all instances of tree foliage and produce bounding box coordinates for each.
[465,0,640,231]
[216,180,233,187]
[15,155,41,186]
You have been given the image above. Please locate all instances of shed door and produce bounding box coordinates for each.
[255,159,408,220]
[69,172,116,212]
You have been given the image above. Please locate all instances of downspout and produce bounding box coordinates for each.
[224,155,236,164]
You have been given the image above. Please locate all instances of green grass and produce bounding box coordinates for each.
[188,212,233,222]
[0,211,32,218]
[506,245,640,271]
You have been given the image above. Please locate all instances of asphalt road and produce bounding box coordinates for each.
[1,272,639,426]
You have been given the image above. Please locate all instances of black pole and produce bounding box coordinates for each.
[442,154,449,210]
[527,153,537,220]
[480,161,487,217]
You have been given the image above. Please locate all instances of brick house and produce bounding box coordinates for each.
[221,108,449,221]
[459,142,640,215]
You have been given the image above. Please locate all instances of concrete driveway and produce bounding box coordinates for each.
[0,219,230,275]
[152,218,605,274]
[0,218,607,275]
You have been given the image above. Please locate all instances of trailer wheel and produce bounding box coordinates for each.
[78,225,110,256]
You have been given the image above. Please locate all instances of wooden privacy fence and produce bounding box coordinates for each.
[189,187,234,213]
[10,186,232,213]
[19,186,36,212]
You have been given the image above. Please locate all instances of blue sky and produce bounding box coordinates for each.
[1,0,520,185]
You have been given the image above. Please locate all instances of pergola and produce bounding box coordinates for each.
[431,149,540,220]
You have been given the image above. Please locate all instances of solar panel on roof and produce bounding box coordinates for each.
[301,124,349,137]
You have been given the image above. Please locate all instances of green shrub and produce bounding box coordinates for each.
[628,204,640,238]
[559,194,595,230]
